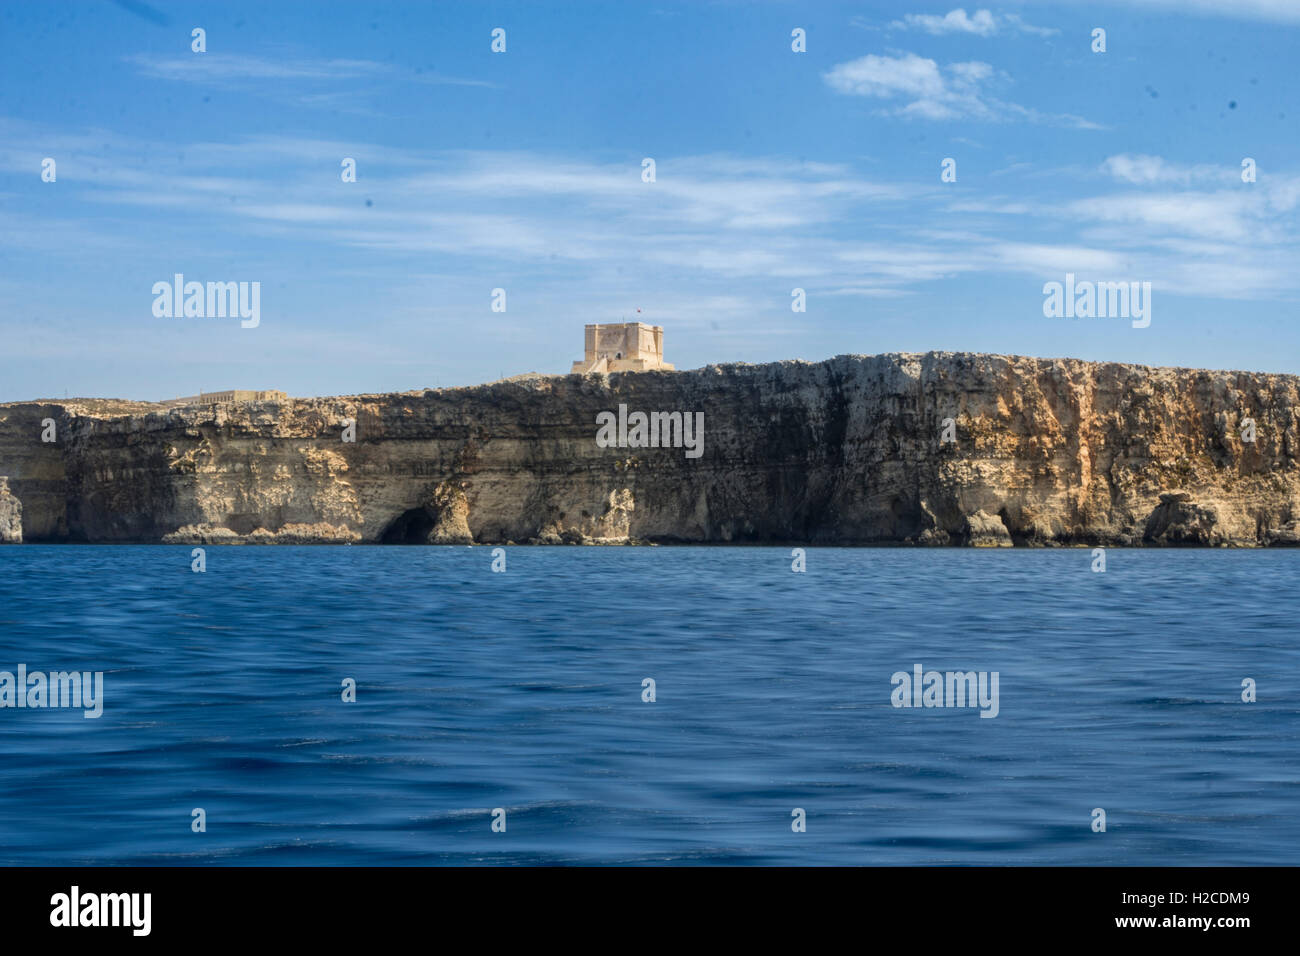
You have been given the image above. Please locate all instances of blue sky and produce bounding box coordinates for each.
[1,0,1298,401]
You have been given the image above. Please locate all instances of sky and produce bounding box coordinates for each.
[0,0,1297,402]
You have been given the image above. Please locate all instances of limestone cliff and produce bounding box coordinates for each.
[2,352,1300,547]
[0,477,21,543]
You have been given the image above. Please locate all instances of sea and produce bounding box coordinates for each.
[0,545,1296,865]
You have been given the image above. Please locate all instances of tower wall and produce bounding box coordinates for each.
[571,322,673,374]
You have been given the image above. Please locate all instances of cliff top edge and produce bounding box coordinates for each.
[3,350,1295,410]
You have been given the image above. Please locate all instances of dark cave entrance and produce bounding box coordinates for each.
[380,507,434,544]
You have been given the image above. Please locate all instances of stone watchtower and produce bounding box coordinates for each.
[570,322,674,374]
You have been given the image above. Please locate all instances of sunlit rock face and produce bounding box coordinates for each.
[0,477,21,543]
[1,352,1297,546]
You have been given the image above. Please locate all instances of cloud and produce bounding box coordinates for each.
[3,119,1298,309]
[823,53,992,120]
[1099,154,1235,186]
[990,242,1131,276]
[126,53,390,82]
[1144,0,1300,19]
[1025,0,1300,24]
[823,52,1097,126]
[0,121,917,282]
[890,8,1059,37]
[123,52,497,104]
[892,9,998,36]
[977,154,1300,294]
[1070,192,1261,243]
[1002,14,1060,37]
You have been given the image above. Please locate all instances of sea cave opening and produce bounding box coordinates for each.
[380,507,435,544]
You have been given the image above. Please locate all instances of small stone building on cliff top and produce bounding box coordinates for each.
[570,323,673,374]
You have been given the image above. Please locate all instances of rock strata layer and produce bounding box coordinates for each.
[0,477,21,543]
[2,352,1299,547]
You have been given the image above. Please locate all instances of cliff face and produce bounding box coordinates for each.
[0,477,21,543]
[2,352,1299,546]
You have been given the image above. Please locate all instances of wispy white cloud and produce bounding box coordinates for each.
[1071,192,1260,243]
[1025,0,1300,24]
[123,51,497,103]
[126,53,389,82]
[952,154,1300,295]
[890,8,1059,37]
[989,242,1132,276]
[824,53,994,120]
[893,8,999,36]
[1099,153,1236,186]
[1002,13,1060,37]
[4,120,1299,306]
[823,52,1098,127]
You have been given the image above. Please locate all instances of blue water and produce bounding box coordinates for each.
[0,545,1296,865]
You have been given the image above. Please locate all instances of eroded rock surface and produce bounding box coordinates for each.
[3,352,1299,546]
[1143,492,1223,546]
[0,477,21,543]
[965,509,1013,548]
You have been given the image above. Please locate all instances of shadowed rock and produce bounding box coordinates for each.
[1143,492,1224,546]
